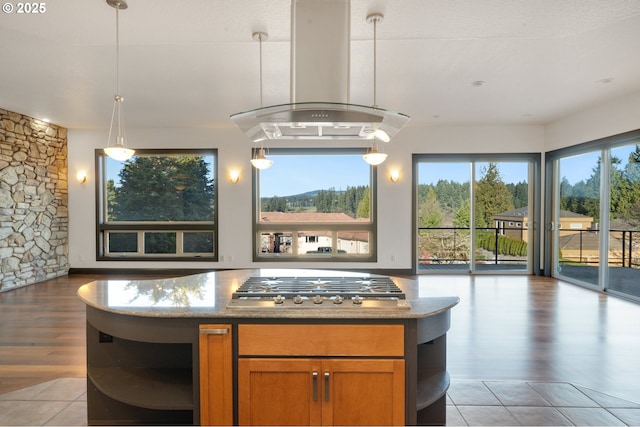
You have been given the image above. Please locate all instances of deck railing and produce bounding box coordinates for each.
[418,227,640,269]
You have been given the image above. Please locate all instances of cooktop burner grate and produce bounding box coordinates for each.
[227,276,410,309]
[234,276,404,297]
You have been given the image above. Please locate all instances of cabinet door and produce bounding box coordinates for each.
[238,358,322,426]
[199,324,233,426]
[322,359,405,426]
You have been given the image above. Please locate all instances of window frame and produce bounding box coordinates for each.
[252,148,377,262]
[412,152,542,275]
[95,148,218,261]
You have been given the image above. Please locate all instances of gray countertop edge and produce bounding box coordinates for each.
[77,270,460,320]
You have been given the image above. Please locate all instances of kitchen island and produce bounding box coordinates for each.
[77,269,458,426]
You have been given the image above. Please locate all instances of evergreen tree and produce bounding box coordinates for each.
[111,156,214,222]
[106,179,117,221]
[506,181,528,209]
[453,199,471,229]
[419,187,445,227]
[582,159,602,220]
[356,188,370,219]
[474,163,514,227]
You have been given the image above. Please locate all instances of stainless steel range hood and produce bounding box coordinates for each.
[230,0,409,142]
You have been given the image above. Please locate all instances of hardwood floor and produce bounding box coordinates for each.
[0,272,638,405]
[417,274,640,404]
[0,274,175,395]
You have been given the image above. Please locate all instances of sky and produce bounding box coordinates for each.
[259,154,370,198]
[559,145,637,185]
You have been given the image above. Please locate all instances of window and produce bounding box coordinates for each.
[253,149,376,261]
[96,149,217,260]
[415,154,541,274]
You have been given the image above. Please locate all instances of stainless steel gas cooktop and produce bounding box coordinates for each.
[226,276,410,309]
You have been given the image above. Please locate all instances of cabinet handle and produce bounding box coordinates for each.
[199,327,229,335]
[324,372,330,401]
[312,372,318,401]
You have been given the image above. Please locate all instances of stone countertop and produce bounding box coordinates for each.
[77,268,459,319]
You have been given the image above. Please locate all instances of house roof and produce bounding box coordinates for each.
[259,212,366,223]
[494,207,593,220]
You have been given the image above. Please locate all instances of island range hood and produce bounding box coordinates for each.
[230,0,410,143]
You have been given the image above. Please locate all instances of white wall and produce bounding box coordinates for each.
[66,89,640,274]
[68,123,545,272]
[546,89,640,151]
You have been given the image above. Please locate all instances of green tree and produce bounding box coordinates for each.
[453,199,471,229]
[111,156,214,222]
[475,163,514,227]
[356,188,370,219]
[419,187,444,227]
[263,196,287,212]
[106,179,117,221]
[623,145,640,220]
[316,188,338,213]
[506,181,528,209]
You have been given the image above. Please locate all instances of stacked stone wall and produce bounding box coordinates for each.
[0,109,69,292]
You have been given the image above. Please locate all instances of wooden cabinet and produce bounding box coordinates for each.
[237,324,405,426]
[321,359,404,426]
[238,358,404,426]
[199,324,233,426]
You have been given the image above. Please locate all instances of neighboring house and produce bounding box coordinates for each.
[258,212,369,255]
[494,208,640,266]
[493,207,593,242]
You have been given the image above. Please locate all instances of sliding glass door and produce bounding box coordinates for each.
[553,152,601,287]
[415,154,539,274]
[548,134,640,300]
[416,162,471,272]
[609,144,640,297]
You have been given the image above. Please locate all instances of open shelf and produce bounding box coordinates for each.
[89,367,193,410]
[416,369,449,411]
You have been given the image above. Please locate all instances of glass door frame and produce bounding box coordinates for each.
[413,153,542,275]
[545,129,640,300]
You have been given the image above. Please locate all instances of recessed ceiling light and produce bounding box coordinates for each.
[471,80,485,87]
[597,77,614,84]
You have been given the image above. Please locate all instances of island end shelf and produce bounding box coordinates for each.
[77,270,459,426]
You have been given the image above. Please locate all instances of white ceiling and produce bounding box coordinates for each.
[2,0,640,130]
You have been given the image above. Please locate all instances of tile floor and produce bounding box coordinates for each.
[0,378,86,426]
[447,380,640,426]
[0,378,639,426]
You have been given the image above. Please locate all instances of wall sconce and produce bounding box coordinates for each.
[76,170,88,184]
[390,169,400,183]
[229,169,240,184]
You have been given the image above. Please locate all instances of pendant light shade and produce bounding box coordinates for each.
[362,147,388,166]
[103,0,134,162]
[104,138,135,161]
[250,148,274,170]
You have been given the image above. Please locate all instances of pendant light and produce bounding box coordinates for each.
[103,0,134,162]
[249,32,273,170]
[363,13,388,166]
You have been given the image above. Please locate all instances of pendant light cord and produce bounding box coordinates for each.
[115,2,121,140]
[373,18,377,108]
[115,2,120,97]
[258,33,263,108]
